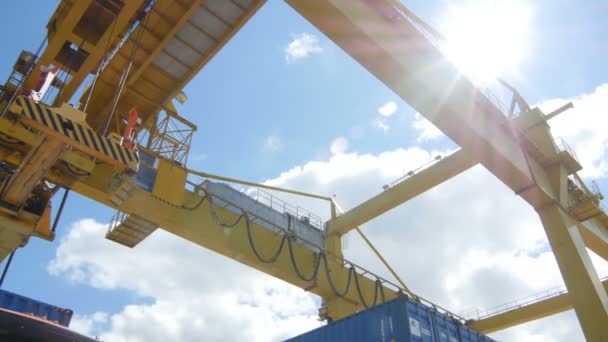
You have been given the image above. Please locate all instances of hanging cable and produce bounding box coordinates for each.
[353,269,381,308]
[287,237,321,282]
[101,0,157,135]
[51,188,70,233]
[0,187,70,288]
[245,214,287,264]
[82,10,119,112]
[193,189,423,314]
[208,196,246,228]
[321,254,355,298]
[182,194,206,210]
[0,250,16,288]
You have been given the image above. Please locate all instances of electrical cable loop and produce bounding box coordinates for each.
[287,236,321,282]
[321,254,354,298]
[181,194,206,211]
[353,270,384,309]
[245,213,287,264]
[208,196,245,228]
[201,192,391,310]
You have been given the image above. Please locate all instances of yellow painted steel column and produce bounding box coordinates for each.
[537,204,608,340]
[328,149,476,236]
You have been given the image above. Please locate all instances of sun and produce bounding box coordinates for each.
[439,1,532,84]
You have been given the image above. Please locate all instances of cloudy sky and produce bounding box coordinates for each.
[1,1,607,341]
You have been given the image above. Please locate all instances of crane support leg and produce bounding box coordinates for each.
[537,204,608,340]
[328,149,476,236]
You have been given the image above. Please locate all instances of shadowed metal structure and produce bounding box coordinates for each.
[0,0,605,340]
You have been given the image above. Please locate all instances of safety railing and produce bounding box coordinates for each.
[249,187,324,231]
[554,137,579,163]
[107,211,127,235]
[383,154,445,190]
[0,49,45,117]
[591,180,604,201]
[461,276,608,321]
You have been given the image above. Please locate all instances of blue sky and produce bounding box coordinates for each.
[0,1,607,341]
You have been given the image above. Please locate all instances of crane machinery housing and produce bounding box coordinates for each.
[0,0,606,340]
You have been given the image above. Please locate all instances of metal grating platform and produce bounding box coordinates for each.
[106,212,157,248]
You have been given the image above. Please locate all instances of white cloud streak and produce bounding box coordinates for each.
[373,118,390,133]
[263,134,282,152]
[285,33,322,63]
[377,101,398,117]
[412,112,444,142]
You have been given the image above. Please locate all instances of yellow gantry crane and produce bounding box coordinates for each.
[0,0,606,340]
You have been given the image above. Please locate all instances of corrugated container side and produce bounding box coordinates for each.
[286,299,406,342]
[285,297,498,342]
[0,289,73,327]
[405,299,434,341]
[458,324,496,342]
[431,310,460,342]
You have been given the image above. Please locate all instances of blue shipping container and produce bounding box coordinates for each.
[285,297,497,342]
[0,289,73,327]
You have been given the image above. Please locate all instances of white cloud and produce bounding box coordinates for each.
[377,101,398,117]
[50,219,322,342]
[373,101,398,132]
[329,136,349,154]
[285,33,322,63]
[373,118,390,133]
[263,134,282,152]
[537,83,608,179]
[412,112,444,142]
[70,312,108,338]
[190,153,207,162]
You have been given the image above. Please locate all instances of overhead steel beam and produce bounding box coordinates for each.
[285,0,553,209]
[327,149,476,236]
[125,0,204,88]
[579,217,608,261]
[469,278,608,334]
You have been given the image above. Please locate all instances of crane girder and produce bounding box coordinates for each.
[327,149,476,236]
[72,170,402,321]
[81,0,266,134]
[0,0,605,338]
[285,0,551,209]
[579,218,608,261]
[468,278,608,334]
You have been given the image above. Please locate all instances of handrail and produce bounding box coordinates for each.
[188,169,332,202]
[461,276,608,320]
[252,187,324,230]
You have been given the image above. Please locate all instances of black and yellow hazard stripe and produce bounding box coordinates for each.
[11,96,139,171]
